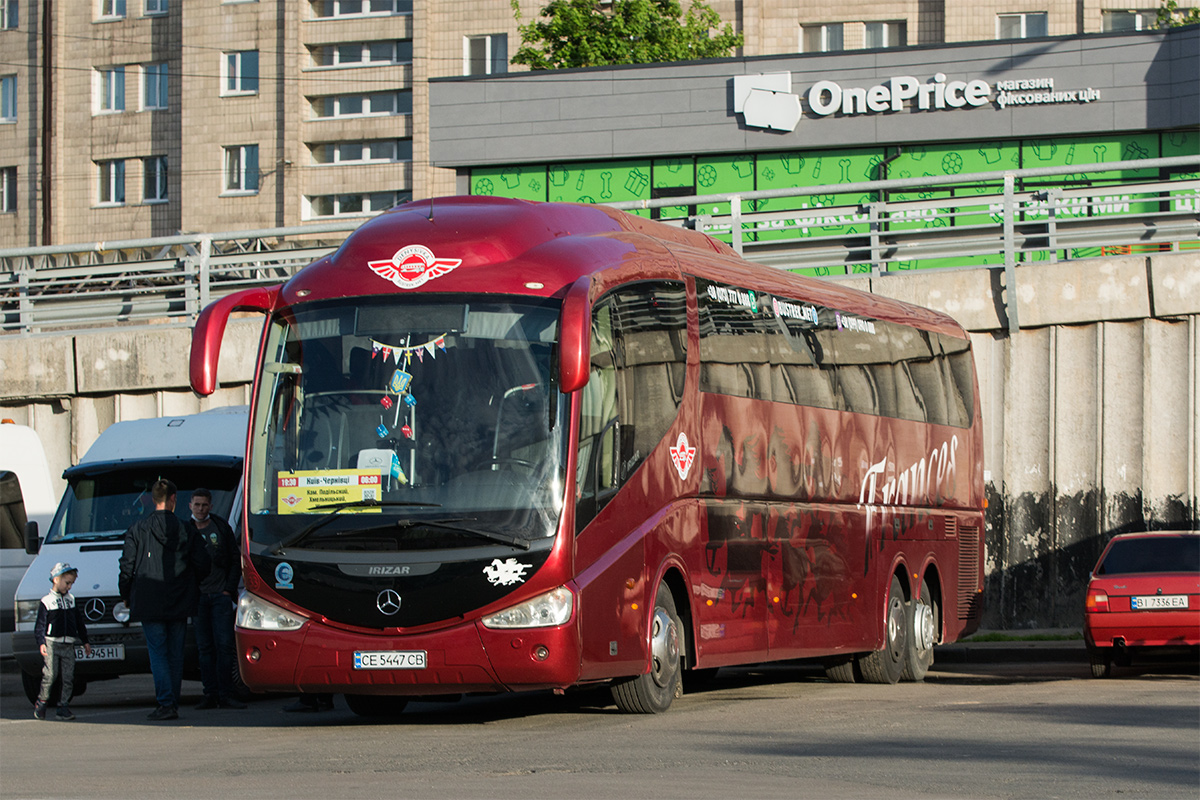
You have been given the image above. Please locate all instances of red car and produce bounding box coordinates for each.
[1084,532,1200,677]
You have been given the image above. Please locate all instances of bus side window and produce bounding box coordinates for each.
[577,302,619,531]
[940,333,976,428]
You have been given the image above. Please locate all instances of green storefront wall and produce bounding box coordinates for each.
[468,129,1199,276]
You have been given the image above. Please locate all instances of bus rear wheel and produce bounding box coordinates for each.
[902,577,938,682]
[345,694,409,718]
[611,583,683,714]
[860,575,909,685]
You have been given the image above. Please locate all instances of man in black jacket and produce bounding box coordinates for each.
[188,487,246,710]
[118,479,210,721]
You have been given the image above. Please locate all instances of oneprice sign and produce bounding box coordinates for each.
[807,73,992,116]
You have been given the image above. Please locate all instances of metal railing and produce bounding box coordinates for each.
[2,156,1197,336]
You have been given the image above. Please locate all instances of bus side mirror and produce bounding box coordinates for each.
[25,520,40,555]
[191,287,279,396]
[558,277,591,394]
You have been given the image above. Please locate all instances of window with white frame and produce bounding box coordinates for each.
[97,159,126,205]
[222,51,259,95]
[997,12,1048,38]
[865,21,907,48]
[1,167,15,212]
[1101,9,1156,30]
[464,34,507,76]
[145,0,167,15]
[0,75,15,121]
[143,155,167,201]
[801,23,844,53]
[307,191,409,219]
[97,66,125,113]
[99,0,126,19]
[224,145,259,193]
[1,0,17,30]
[310,0,411,18]
[143,63,168,110]
[310,139,412,164]
[311,40,413,67]
[311,91,412,118]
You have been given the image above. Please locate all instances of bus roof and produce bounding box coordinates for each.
[283,196,967,337]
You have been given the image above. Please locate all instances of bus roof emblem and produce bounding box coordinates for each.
[368,245,463,290]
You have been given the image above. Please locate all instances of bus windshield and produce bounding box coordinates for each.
[247,295,567,551]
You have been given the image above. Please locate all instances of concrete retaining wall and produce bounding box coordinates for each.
[1,252,1197,629]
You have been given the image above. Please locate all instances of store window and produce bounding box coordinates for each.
[801,23,844,52]
[464,34,507,75]
[996,12,1048,39]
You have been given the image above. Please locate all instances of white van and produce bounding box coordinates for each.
[12,406,247,704]
[1,420,59,659]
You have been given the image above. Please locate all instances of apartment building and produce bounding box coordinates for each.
[0,0,1194,247]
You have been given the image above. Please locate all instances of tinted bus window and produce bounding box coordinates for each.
[697,281,769,400]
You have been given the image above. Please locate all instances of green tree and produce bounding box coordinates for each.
[511,0,743,70]
[1157,0,1200,26]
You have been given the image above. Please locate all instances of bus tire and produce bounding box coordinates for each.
[345,694,409,718]
[823,656,858,683]
[611,583,683,714]
[859,575,909,685]
[901,577,938,682]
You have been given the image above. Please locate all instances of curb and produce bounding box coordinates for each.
[935,641,1087,664]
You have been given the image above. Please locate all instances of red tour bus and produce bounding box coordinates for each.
[190,197,984,716]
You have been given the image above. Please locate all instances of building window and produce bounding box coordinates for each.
[801,23,844,53]
[307,191,409,219]
[223,51,259,95]
[98,159,126,205]
[143,63,168,110]
[997,12,1048,39]
[224,145,259,193]
[1,1,17,30]
[143,155,167,202]
[311,91,412,118]
[98,66,126,113]
[464,34,507,76]
[310,139,412,164]
[145,0,167,15]
[0,75,14,121]
[311,0,411,17]
[99,0,126,19]
[312,40,413,67]
[865,21,907,48]
[1,167,15,212]
[1101,9,1155,30]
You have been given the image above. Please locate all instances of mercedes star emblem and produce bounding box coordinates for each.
[376,589,402,616]
[83,597,106,622]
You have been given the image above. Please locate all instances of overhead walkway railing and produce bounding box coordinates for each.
[608,155,1199,332]
[1,157,1197,336]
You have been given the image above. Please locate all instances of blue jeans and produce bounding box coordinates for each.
[141,619,187,709]
[195,593,238,700]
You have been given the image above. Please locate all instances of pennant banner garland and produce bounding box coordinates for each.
[370,334,450,365]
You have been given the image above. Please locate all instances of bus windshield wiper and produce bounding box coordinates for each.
[396,517,532,551]
[271,500,441,554]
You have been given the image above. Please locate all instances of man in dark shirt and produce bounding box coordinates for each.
[118,479,210,721]
[188,487,246,710]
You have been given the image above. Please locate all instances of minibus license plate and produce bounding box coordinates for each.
[77,644,124,661]
[354,650,426,670]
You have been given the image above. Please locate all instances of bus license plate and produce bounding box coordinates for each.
[77,644,124,661]
[354,650,426,670]
[1131,595,1187,610]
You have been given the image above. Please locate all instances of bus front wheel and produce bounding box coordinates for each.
[859,575,909,685]
[611,583,683,714]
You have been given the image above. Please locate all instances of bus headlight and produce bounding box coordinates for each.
[16,600,39,625]
[237,593,307,631]
[481,586,573,629]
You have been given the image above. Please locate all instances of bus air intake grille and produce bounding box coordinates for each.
[957,524,982,621]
